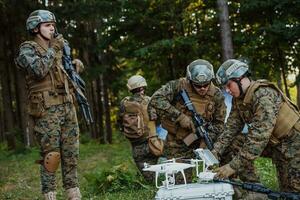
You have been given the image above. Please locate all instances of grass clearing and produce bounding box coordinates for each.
[0,134,278,199]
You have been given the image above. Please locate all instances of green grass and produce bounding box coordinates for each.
[0,133,278,199]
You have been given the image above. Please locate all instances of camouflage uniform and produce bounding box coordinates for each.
[214,81,300,192]
[15,36,80,194]
[119,93,158,182]
[149,78,226,182]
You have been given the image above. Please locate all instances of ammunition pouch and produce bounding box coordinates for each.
[28,93,46,118]
[27,91,73,118]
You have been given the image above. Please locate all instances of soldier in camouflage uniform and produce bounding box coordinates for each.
[15,10,83,200]
[118,75,162,183]
[213,59,300,193]
[149,59,226,183]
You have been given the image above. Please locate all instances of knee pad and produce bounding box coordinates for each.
[44,151,61,173]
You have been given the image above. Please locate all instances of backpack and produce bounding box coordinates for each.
[121,96,164,156]
[121,97,149,139]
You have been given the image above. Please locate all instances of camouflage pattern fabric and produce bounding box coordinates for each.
[214,84,300,192]
[16,37,80,194]
[149,78,226,183]
[149,78,226,142]
[15,38,56,79]
[34,103,79,193]
[220,134,260,183]
[132,141,158,183]
[118,93,158,183]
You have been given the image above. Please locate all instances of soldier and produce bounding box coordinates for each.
[149,59,226,182]
[213,59,300,193]
[118,75,163,183]
[15,10,83,200]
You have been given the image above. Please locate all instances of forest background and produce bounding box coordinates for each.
[0,0,299,199]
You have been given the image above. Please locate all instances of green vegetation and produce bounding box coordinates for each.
[0,134,278,199]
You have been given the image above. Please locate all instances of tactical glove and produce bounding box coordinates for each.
[213,164,236,179]
[176,113,195,133]
[50,34,64,52]
[72,59,84,74]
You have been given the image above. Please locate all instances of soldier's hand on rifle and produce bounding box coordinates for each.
[72,59,84,74]
[50,34,64,52]
[176,113,195,133]
[213,164,236,179]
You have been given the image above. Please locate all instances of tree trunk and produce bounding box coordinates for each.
[276,47,290,99]
[297,82,300,107]
[103,78,112,144]
[0,22,16,150]
[0,65,16,150]
[97,74,105,144]
[217,0,234,61]
[90,80,98,138]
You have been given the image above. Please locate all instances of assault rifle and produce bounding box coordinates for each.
[179,89,213,150]
[55,32,93,124]
[214,179,300,200]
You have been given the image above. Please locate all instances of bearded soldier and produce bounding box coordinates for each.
[149,59,226,182]
[15,10,83,200]
[118,75,163,183]
[213,59,300,193]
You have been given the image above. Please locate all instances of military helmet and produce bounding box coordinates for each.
[26,10,56,31]
[127,75,147,91]
[216,59,249,85]
[186,59,215,85]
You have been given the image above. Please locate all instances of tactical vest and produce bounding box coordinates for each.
[121,95,150,144]
[161,78,217,140]
[237,80,300,145]
[22,40,73,117]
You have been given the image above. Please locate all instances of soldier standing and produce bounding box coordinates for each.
[149,59,226,182]
[15,10,83,200]
[213,59,300,193]
[118,75,163,183]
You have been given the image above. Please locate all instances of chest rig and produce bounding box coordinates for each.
[236,80,300,145]
[162,78,216,141]
[23,39,73,111]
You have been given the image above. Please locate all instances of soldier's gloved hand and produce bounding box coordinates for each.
[176,113,195,133]
[50,34,64,52]
[213,164,236,179]
[72,59,84,74]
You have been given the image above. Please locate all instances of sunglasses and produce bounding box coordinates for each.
[192,82,210,89]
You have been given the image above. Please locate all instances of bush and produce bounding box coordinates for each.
[84,163,148,195]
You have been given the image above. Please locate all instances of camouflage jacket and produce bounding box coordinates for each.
[148,78,226,141]
[213,84,283,171]
[15,37,57,79]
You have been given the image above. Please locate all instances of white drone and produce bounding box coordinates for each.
[143,149,219,189]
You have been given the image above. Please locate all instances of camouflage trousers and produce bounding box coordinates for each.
[264,126,300,192]
[163,134,196,184]
[132,141,158,183]
[34,103,80,193]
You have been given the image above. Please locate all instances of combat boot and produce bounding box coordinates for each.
[44,191,56,200]
[66,187,81,200]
